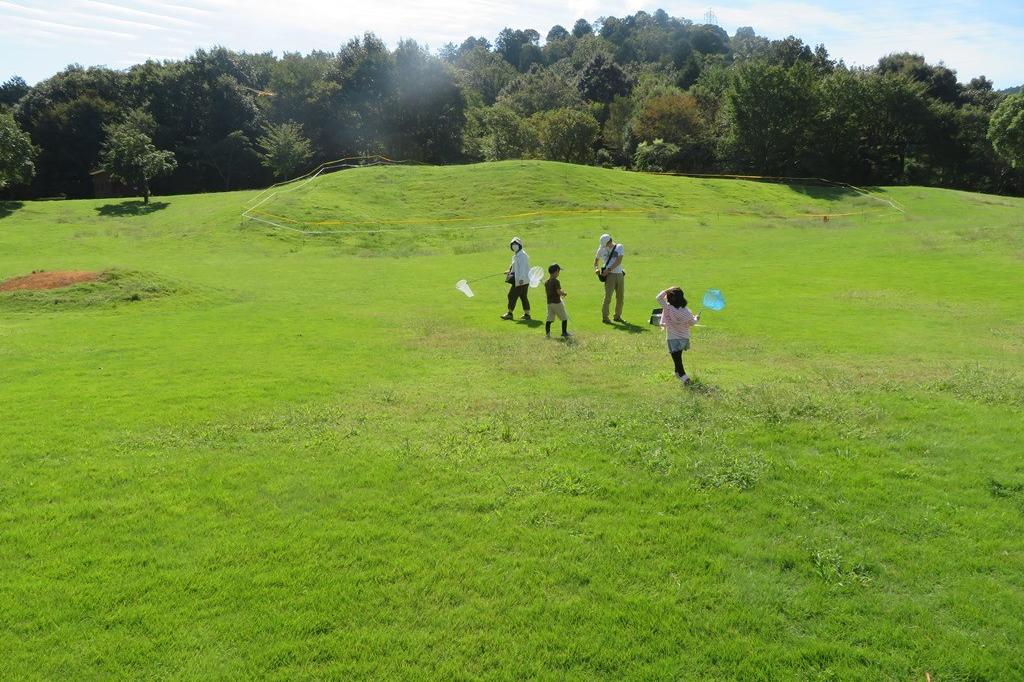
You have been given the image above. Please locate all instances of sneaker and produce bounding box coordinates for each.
[602,318,612,324]
[500,312,513,320]
[613,316,624,322]
[545,333,551,338]
[561,332,572,338]
[681,374,692,385]
[521,313,531,320]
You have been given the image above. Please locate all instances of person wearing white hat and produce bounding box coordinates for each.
[501,237,532,320]
[594,233,625,323]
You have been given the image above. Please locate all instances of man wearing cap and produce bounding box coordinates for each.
[594,233,625,323]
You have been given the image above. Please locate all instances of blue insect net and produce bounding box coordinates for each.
[702,288,726,311]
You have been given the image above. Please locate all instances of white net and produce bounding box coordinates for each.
[455,279,474,297]
[529,266,544,288]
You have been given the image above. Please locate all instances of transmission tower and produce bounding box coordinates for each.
[704,8,718,25]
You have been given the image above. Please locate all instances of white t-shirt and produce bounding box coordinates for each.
[595,243,624,274]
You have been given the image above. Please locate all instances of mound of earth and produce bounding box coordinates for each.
[0,270,101,292]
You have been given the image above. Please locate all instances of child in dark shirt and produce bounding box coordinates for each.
[544,264,570,338]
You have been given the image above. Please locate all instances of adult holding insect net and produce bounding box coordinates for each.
[594,234,625,323]
[501,237,532,320]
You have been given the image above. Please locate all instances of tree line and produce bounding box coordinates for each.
[2,9,1023,201]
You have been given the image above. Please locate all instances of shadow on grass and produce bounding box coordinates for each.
[609,319,649,334]
[783,181,861,201]
[0,201,24,219]
[514,318,544,329]
[95,200,169,217]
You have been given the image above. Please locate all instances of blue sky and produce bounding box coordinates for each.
[1,0,1021,88]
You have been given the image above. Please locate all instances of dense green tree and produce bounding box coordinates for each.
[497,65,582,117]
[731,27,770,62]
[0,76,30,109]
[258,121,313,179]
[464,106,538,160]
[989,93,1024,168]
[768,36,813,68]
[99,114,177,203]
[0,110,36,188]
[390,41,467,162]
[725,61,818,174]
[960,76,998,109]
[811,68,874,180]
[547,25,570,42]
[862,73,934,181]
[203,130,260,190]
[572,19,593,38]
[318,34,396,156]
[3,9,1021,199]
[631,92,701,144]
[633,139,680,171]
[531,108,599,163]
[14,65,130,197]
[453,46,519,105]
[577,54,632,104]
[264,51,333,131]
[690,24,730,57]
[877,53,960,103]
[495,28,542,72]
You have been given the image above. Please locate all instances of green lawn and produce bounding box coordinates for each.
[1,161,1022,679]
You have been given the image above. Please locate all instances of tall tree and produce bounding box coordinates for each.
[99,113,177,203]
[453,46,518,105]
[463,105,538,160]
[0,76,30,109]
[531,108,599,164]
[203,130,260,190]
[497,65,582,117]
[390,40,467,162]
[725,61,818,175]
[877,53,960,104]
[572,19,593,38]
[14,65,129,197]
[989,93,1024,168]
[258,121,313,179]
[632,92,702,144]
[0,110,36,188]
[577,53,632,105]
[495,28,542,72]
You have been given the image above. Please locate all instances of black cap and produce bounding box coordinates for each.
[548,263,562,273]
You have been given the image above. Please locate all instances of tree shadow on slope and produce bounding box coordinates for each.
[0,201,24,219]
[95,200,169,217]
[782,181,863,202]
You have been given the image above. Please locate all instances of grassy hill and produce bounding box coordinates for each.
[1,161,1022,679]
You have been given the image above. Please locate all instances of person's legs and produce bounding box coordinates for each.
[561,320,568,336]
[671,350,685,377]
[602,277,614,321]
[519,285,530,317]
[613,273,625,319]
[507,284,518,312]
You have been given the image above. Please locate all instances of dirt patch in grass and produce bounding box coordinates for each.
[0,269,186,311]
[0,270,101,292]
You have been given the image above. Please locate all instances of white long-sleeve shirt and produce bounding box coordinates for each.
[656,290,698,340]
[510,249,530,285]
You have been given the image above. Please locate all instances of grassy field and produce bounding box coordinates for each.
[1,160,1022,679]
